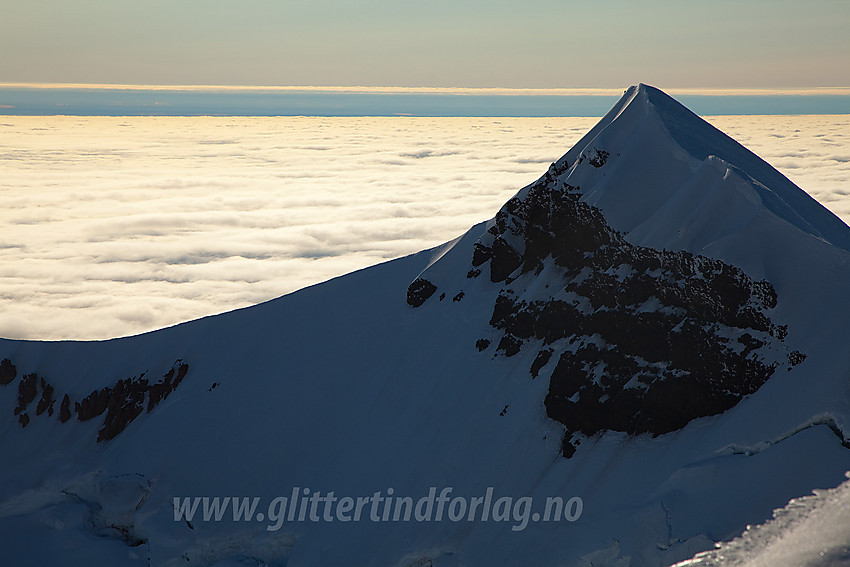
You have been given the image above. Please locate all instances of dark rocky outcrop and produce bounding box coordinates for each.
[16,373,38,415]
[77,388,111,422]
[0,358,15,385]
[96,361,188,441]
[530,349,553,378]
[586,148,610,168]
[465,156,801,456]
[472,243,492,267]
[788,350,807,368]
[98,375,149,442]
[406,278,438,308]
[36,378,55,416]
[0,358,189,441]
[59,394,72,423]
[147,362,189,413]
[489,238,523,283]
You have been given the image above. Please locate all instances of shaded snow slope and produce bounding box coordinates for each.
[1,85,850,566]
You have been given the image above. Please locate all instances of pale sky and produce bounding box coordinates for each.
[2,0,849,88]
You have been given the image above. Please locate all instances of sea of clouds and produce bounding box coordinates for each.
[2,115,849,340]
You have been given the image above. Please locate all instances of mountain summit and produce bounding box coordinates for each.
[2,85,850,566]
[563,84,850,253]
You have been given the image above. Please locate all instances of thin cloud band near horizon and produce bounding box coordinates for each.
[3,83,850,97]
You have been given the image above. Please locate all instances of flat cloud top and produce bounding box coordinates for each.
[1,115,848,340]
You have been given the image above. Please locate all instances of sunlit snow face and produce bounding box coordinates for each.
[1,115,849,340]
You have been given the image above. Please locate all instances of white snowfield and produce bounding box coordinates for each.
[2,84,850,566]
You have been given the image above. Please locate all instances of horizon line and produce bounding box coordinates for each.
[4,83,850,97]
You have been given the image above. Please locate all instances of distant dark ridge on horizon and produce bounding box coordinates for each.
[2,85,849,116]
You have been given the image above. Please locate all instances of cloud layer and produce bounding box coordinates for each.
[1,115,848,340]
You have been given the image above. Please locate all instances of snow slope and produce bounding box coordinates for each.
[674,472,850,567]
[1,84,850,566]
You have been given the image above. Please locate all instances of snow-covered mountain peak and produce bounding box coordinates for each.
[550,83,850,255]
[405,85,850,462]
